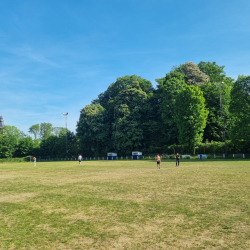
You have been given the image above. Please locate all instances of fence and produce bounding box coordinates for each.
[34,153,249,162]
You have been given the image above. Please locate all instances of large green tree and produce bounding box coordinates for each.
[141,90,164,153]
[198,61,234,142]
[79,75,154,155]
[178,62,210,85]
[198,61,234,85]
[199,82,232,142]
[157,71,187,145]
[4,125,25,138]
[14,136,34,157]
[53,127,68,137]
[39,122,53,140]
[28,124,40,139]
[174,85,209,152]
[0,129,17,158]
[97,75,153,109]
[0,125,27,158]
[229,75,250,143]
[39,131,77,158]
[77,104,108,156]
[112,81,148,155]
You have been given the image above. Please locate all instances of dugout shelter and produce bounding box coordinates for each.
[107,153,117,160]
[132,151,142,160]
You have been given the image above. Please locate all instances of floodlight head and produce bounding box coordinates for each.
[62,112,68,115]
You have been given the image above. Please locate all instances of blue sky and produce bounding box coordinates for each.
[1,0,250,134]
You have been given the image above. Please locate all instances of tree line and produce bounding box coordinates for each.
[76,61,250,156]
[1,61,250,158]
[0,123,77,158]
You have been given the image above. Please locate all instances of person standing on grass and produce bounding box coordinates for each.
[33,156,36,166]
[155,154,161,169]
[175,153,180,167]
[78,155,82,165]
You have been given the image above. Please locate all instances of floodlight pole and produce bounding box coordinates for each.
[62,112,68,158]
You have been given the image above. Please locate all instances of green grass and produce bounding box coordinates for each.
[0,159,250,249]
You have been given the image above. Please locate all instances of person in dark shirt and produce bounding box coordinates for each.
[175,153,180,167]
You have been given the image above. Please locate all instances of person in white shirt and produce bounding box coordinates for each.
[78,155,82,165]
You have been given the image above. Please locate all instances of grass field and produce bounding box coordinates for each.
[0,159,250,250]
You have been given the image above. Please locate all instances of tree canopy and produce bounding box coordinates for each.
[229,75,250,143]
[4,61,250,158]
[174,85,209,151]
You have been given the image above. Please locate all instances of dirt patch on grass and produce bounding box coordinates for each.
[64,212,91,222]
[0,192,37,203]
[37,224,59,233]
[42,208,70,215]
[58,237,95,249]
